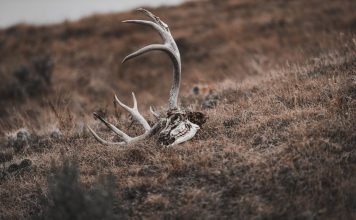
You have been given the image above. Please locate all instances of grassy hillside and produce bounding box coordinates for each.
[0,0,355,219]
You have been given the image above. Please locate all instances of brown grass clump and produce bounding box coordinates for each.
[0,0,356,219]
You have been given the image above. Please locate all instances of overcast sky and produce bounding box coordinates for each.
[0,0,184,28]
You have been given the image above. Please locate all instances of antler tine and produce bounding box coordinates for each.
[122,9,181,109]
[136,8,170,32]
[131,92,138,109]
[115,92,151,131]
[136,8,160,22]
[150,106,160,119]
[93,113,132,142]
[122,44,172,64]
[87,125,126,146]
[88,121,161,146]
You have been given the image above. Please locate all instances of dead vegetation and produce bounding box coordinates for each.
[0,0,355,219]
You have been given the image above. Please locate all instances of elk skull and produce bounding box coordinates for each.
[87,8,206,147]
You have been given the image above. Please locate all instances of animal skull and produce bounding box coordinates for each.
[87,8,206,147]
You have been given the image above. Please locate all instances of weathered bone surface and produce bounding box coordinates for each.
[87,8,206,147]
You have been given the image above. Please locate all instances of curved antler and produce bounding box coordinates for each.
[87,9,203,147]
[122,8,181,110]
[87,93,160,146]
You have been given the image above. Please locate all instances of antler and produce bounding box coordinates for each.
[87,93,160,146]
[122,8,181,110]
[87,9,179,146]
[87,9,203,147]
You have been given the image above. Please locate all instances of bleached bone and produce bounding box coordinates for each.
[87,8,204,146]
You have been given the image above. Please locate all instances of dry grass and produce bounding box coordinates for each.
[0,0,355,219]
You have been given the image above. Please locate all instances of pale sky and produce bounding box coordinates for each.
[0,0,184,28]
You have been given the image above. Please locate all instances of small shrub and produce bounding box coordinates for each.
[7,128,31,152]
[7,163,20,173]
[37,157,121,220]
[49,127,62,140]
[7,159,32,174]
[0,151,13,180]
[19,159,32,169]
[32,55,54,85]
[0,152,13,164]
[2,54,55,101]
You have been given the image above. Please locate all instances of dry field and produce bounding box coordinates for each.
[0,0,355,219]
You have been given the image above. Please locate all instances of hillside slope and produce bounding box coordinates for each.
[0,0,355,129]
[0,0,355,219]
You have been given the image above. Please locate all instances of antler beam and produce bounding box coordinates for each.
[122,8,181,109]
